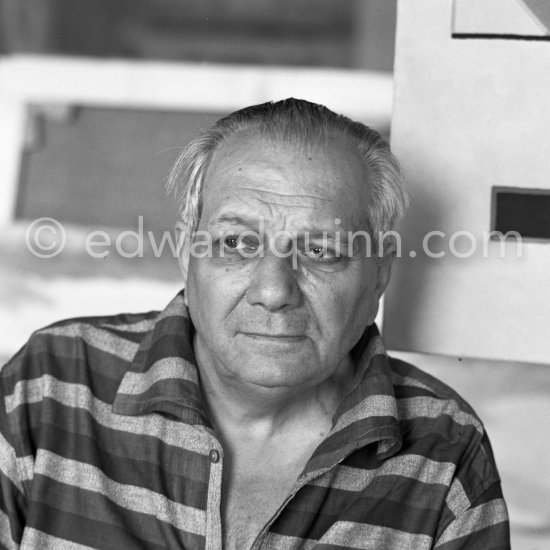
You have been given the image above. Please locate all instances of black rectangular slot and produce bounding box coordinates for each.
[492,187,550,240]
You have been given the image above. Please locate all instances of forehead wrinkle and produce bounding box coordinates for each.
[235,187,333,212]
[238,186,331,202]
[251,197,326,213]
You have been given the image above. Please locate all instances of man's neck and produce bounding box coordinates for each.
[193,336,355,446]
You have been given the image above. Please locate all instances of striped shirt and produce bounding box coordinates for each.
[0,291,510,549]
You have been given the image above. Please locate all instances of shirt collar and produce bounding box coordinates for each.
[112,291,211,426]
[113,291,402,460]
[300,324,402,481]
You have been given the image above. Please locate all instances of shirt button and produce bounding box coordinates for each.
[209,449,220,463]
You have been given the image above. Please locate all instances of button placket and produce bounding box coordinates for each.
[205,445,223,550]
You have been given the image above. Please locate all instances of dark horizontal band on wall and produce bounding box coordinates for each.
[452,33,550,41]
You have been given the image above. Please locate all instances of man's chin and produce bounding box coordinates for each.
[224,353,319,391]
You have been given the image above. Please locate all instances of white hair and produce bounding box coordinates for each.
[167,98,408,245]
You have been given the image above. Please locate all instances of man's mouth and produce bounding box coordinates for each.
[239,332,307,343]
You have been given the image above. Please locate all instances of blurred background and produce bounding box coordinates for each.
[1,1,550,549]
[0,0,396,67]
[0,0,396,363]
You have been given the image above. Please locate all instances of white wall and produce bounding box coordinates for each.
[384,0,550,364]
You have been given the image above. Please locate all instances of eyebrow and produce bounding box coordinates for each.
[209,213,258,228]
[298,231,351,245]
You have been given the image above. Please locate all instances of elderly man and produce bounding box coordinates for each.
[0,99,509,549]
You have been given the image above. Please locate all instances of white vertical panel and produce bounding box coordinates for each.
[0,100,26,225]
[384,0,550,364]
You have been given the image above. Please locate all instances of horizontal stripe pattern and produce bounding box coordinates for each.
[309,453,456,492]
[446,478,471,517]
[319,521,434,549]
[21,529,97,550]
[118,357,200,395]
[398,396,484,433]
[39,324,140,362]
[434,500,510,550]
[331,394,397,433]
[0,291,510,549]
[35,450,205,536]
[0,431,26,493]
[0,509,18,550]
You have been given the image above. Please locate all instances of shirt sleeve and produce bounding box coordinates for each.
[0,389,27,549]
[433,479,510,550]
[0,343,37,550]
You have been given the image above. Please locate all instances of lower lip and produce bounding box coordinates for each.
[240,333,307,344]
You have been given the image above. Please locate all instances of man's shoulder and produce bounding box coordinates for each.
[387,356,487,445]
[0,309,160,400]
[386,356,502,498]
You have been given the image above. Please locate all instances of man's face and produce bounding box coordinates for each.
[180,131,393,393]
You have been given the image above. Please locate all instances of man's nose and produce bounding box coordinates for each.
[246,252,301,312]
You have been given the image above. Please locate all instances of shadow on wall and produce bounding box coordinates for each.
[383,154,448,349]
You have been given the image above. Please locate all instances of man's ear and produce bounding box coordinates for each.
[175,220,192,289]
[375,238,397,299]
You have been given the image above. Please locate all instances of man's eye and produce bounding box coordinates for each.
[304,246,336,261]
[224,236,239,249]
[308,247,326,258]
[222,235,259,255]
